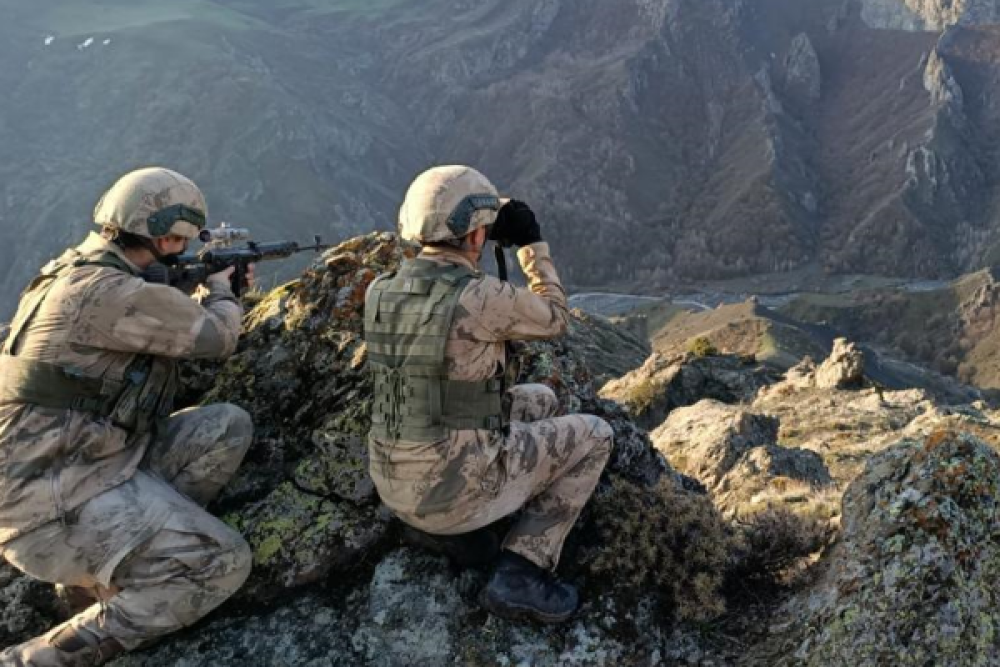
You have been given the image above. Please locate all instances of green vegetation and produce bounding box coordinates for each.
[688,336,719,358]
[584,479,828,622]
[623,378,664,413]
[585,477,733,621]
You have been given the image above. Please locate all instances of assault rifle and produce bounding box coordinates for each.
[151,224,332,297]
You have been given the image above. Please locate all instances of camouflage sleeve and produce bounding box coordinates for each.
[72,273,243,359]
[464,242,570,341]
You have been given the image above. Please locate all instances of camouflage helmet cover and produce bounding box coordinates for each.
[93,167,207,240]
[399,165,501,243]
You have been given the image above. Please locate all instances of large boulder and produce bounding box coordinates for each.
[782,338,865,391]
[187,233,405,598]
[787,431,1000,665]
[600,352,780,431]
[651,400,832,515]
[814,338,865,389]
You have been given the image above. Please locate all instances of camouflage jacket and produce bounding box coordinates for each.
[0,233,242,544]
[368,241,569,516]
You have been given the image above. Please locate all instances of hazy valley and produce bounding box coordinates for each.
[5,0,1000,314]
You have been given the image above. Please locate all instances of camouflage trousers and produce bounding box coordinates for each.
[396,384,613,571]
[0,403,253,665]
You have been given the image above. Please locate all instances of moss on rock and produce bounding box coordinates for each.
[791,430,1000,665]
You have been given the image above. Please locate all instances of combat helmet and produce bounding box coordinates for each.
[93,167,207,240]
[399,165,501,243]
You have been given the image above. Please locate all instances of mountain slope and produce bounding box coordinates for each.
[4,0,1000,316]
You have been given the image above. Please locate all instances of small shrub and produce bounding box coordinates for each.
[732,506,829,581]
[688,336,719,358]
[624,378,662,413]
[585,477,734,621]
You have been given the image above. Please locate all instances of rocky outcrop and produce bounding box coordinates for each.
[563,308,651,388]
[12,236,1000,663]
[651,400,833,514]
[182,232,679,599]
[924,48,965,107]
[110,548,682,666]
[861,0,1000,30]
[599,352,781,430]
[652,401,781,487]
[815,338,865,388]
[784,33,822,102]
[786,431,1000,664]
[779,338,865,390]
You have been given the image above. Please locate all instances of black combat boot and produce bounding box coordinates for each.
[479,550,578,624]
[0,623,125,667]
[53,585,115,617]
[401,524,501,568]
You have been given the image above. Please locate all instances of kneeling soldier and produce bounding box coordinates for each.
[0,168,253,666]
[365,165,613,623]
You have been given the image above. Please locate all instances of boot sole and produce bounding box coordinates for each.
[478,589,574,625]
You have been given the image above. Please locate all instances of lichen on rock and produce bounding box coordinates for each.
[788,430,1000,665]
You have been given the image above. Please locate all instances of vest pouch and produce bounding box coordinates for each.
[107,357,177,434]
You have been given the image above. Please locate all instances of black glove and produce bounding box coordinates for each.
[489,199,542,247]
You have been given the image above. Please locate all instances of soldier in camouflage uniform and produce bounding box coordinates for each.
[365,165,613,623]
[0,168,253,666]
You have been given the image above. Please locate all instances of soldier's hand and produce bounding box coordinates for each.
[245,263,256,289]
[490,199,542,247]
[210,266,236,284]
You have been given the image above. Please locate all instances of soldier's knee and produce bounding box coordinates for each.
[537,385,559,411]
[217,403,254,441]
[216,534,253,596]
[528,384,557,400]
[230,536,253,588]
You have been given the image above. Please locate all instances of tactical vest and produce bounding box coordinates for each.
[0,247,178,434]
[365,259,507,442]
